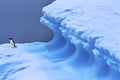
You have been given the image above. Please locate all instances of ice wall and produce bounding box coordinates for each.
[40,0,120,79]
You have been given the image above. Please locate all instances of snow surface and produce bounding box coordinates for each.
[1,0,120,80]
[0,43,79,80]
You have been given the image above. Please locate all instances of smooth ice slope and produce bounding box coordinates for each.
[1,0,120,80]
[0,43,79,80]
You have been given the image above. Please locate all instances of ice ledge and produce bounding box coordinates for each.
[41,0,120,79]
[41,0,120,61]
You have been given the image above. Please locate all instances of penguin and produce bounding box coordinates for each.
[9,38,17,48]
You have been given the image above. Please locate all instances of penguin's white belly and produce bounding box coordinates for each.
[10,40,15,47]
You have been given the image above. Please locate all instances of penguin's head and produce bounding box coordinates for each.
[9,38,12,40]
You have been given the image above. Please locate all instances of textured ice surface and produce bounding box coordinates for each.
[42,0,120,60]
[1,0,120,80]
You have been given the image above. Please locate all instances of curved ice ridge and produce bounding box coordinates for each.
[40,0,120,79]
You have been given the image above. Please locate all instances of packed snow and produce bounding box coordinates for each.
[1,0,120,80]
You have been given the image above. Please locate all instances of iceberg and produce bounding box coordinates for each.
[0,0,120,80]
[40,0,120,79]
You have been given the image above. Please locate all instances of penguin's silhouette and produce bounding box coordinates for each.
[9,38,17,48]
